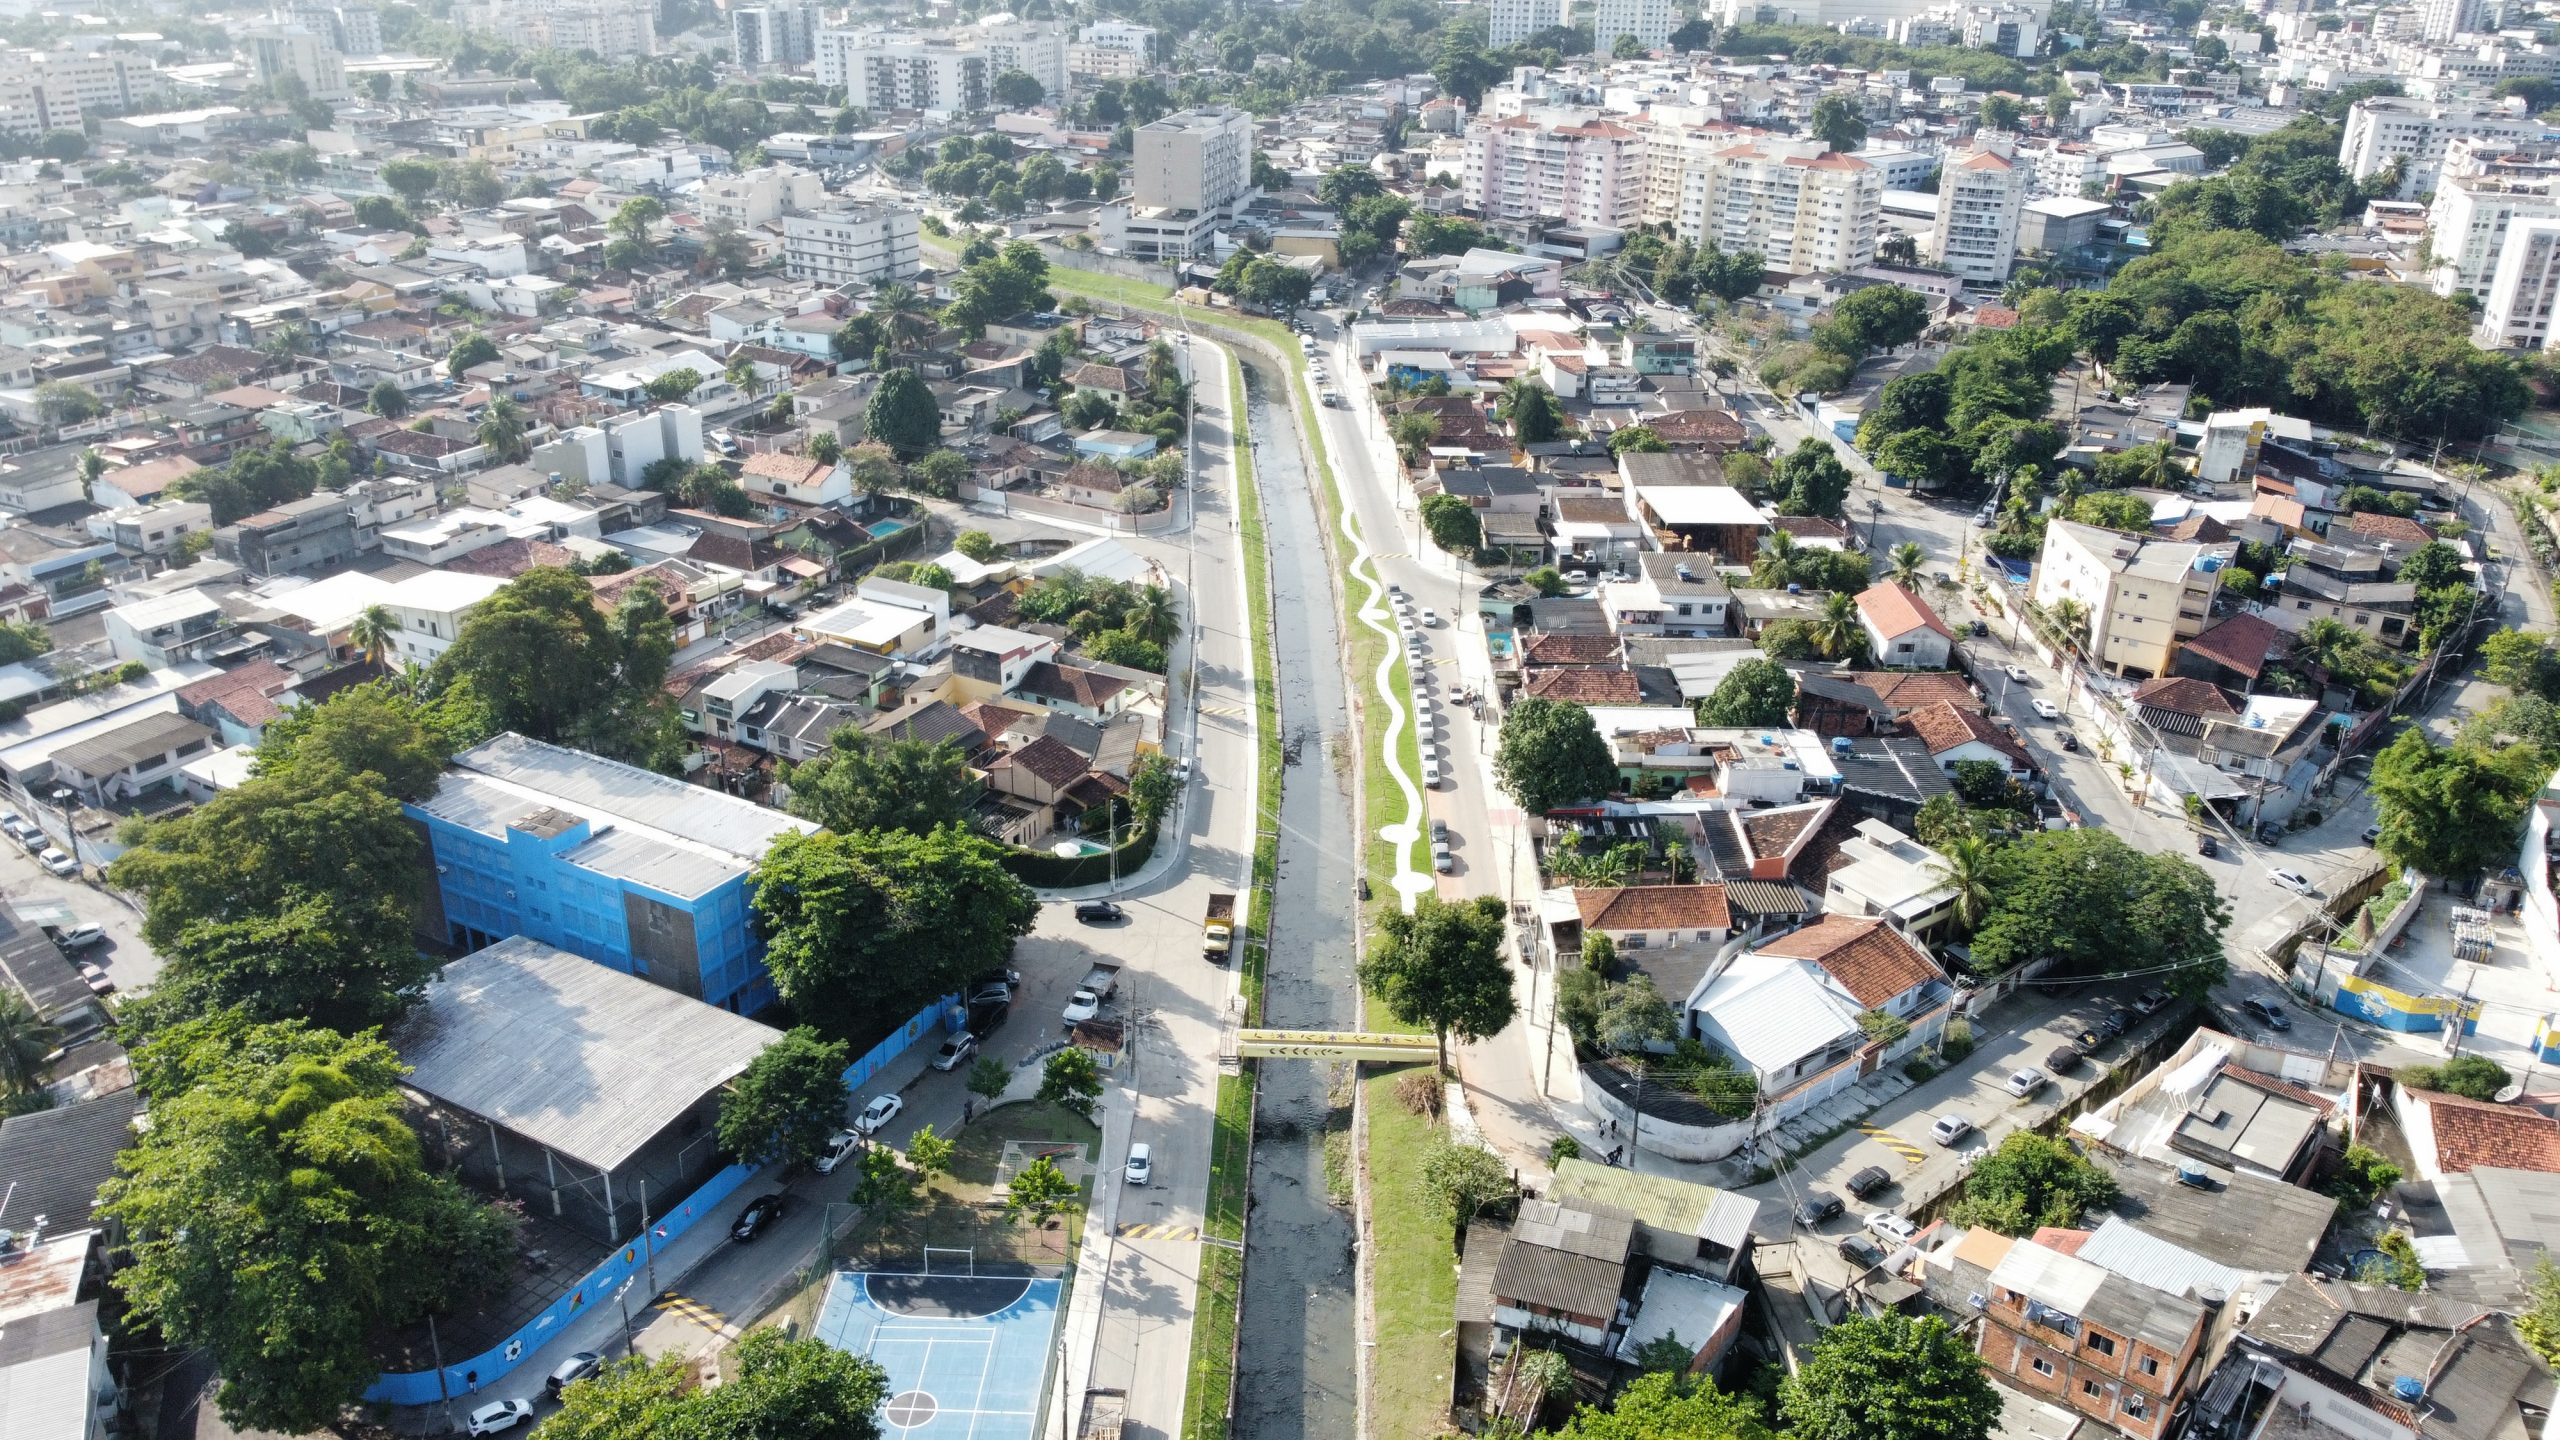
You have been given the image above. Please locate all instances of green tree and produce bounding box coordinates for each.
[1932,833,1999,934]
[1783,1315,1999,1440]
[1810,94,1868,152]
[252,681,458,801]
[33,379,103,427]
[2370,728,2542,880]
[1037,1046,1104,1116]
[1887,541,1926,587]
[1358,895,1517,1071]
[644,367,703,404]
[955,529,1003,562]
[2521,1256,2560,1364]
[113,893,438,1044]
[109,767,422,958]
[433,567,679,767]
[2396,1055,2511,1101]
[1415,1138,1512,1231]
[1006,1153,1078,1240]
[536,1330,889,1440]
[1947,1131,2120,1235]
[1774,437,1854,518]
[1819,284,1931,357]
[781,731,977,836]
[1695,657,1797,727]
[1608,425,1668,454]
[718,1027,852,1168]
[1981,94,2024,129]
[1811,591,1866,661]
[1555,1371,1770,1440]
[1421,492,1482,552]
[102,1019,517,1434]
[910,447,971,496]
[864,367,944,459]
[966,1054,1012,1108]
[1495,697,1619,814]
[1318,164,1385,208]
[0,618,49,667]
[1499,378,1565,444]
[380,156,443,205]
[446,332,500,377]
[0,991,57,1097]
[853,1142,919,1216]
[366,380,409,418]
[992,67,1047,107]
[1966,829,2230,995]
[752,827,1039,1041]
[2482,629,2560,700]
[1392,411,1442,465]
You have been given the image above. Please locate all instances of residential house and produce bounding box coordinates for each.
[1855,581,1954,669]
[1488,1197,1637,1350]
[1905,700,2036,780]
[1544,1158,1757,1285]
[1685,915,1953,1125]
[1820,817,1960,940]
[739,450,853,508]
[48,710,218,805]
[2198,1276,2555,1440]
[2031,519,2233,680]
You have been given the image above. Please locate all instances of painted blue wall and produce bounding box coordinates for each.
[410,804,777,1014]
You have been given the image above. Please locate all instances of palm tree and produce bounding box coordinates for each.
[724,352,758,392]
[2050,598,2090,647]
[1750,528,1799,587]
[1932,834,1998,935]
[348,604,399,666]
[1887,541,1926,588]
[1125,584,1177,648]
[0,991,57,1098]
[1813,590,1865,661]
[476,397,529,463]
[873,284,937,352]
[2139,441,2183,489]
[2295,618,2370,687]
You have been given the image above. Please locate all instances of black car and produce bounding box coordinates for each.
[730,1193,785,1242]
[972,967,1023,991]
[2047,1042,2084,1071]
[2197,833,2218,857]
[2060,732,2079,752]
[1844,1165,1893,1199]
[1795,1191,1845,1226]
[1075,901,1126,924]
[1837,1233,1887,1270]
[2101,1007,2133,1037]
[2242,996,2292,1031]
[967,995,1012,1036]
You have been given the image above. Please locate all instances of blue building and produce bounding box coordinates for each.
[407,733,818,1013]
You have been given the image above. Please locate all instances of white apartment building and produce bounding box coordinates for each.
[1929,139,2028,285]
[245,25,350,102]
[1963,3,2043,55]
[470,0,654,56]
[782,204,922,286]
[731,1,816,69]
[819,30,990,116]
[2426,139,2560,301]
[1458,114,1648,229]
[1643,131,1882,272]
[688,163,827,226]
[2339,95,2549,197]
[1591,0,1675,54]
[1491,0,1564,47]
[2032,519,2231,680]
[2476,216,2560,349]
[975,16,1067,101]
[276,2,380,54]
[2015,137,2104,198]
[1076,20,1156,55]
[1066,44,1144,79]
[0,49,157,137]
[2420,0,2490,43]
[1133,106,1254,214]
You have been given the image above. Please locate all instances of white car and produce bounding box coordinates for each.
[1419,609,1442,628]
[1420,756,1443,787]
[1865,1211,1918,1245]
[38,848,75,877]
[853,1094,904,1135]
[813,1129,861,1174]
[2029,698,2061,721]
[53,923,104,950]
[2269,867,2318,896]
[2003,664,2030,684]
[1125,1142,1152,1185]
[466,1401,535,1437]
[1929,1114,1973,1146]
[2004,1067,2045,1099]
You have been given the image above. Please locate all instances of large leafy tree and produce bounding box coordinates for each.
[1357,894,1516,1071]
[110,769,421,955]
[1773,437,1854,518]
[1947,1131,2119,1235]
[1965,829,2229,996]
[718,1027,852,1168]
[751,827,1039,1040]
[1695,657,1797,728]
[1781,1313,2001,1440]
[1499,378,1565,444]
[102,1018,518,1435]
[254,680,462,802]
[1555,1371,1771,1440]
[1809,93,1867,152]
[432,566,679,768]
[537,1330,889,1440]
[2370,728,2541,880]
[863,367,944,459]
[1494,697,1619,814]
[781,731,978,836]
[1420,492,1481,552]
[1817,284,1931,357]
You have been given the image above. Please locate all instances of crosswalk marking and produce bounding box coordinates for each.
[650,1291,739,1337]
[1201,702,1247,719]
[1858,1125,1928,1165]
[1117,1222,1202,1242]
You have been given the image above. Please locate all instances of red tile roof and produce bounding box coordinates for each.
[1904,700,2034,770]
[2412,1089,2560,1175]
[2130,675,2238,718]
[1019,661,1128,708]
[1573,884,1731,933]
[741,451,829,485]
[1523,633,1623,667]
[1856,581,1952,642]
[178,658,296,729]
[1524,668,1643,705]
[1756,916,1943,1009]
[1847,671,1978,714]
[442,537,576,578]
[996,734,1091,789]
[2183,613,2281,679]
[2346,510,2437,548]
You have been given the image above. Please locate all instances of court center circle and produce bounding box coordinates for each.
[885,1390,938,1429]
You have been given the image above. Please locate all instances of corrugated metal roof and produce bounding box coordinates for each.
[2078,1216,2252,1302]
[451,732,814,861]
[392,936,782,1173]
[560,826,743,901]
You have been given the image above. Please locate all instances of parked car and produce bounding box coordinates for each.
[1124,1142,1153,1186]
[854,1094,904,1135]
[729,1193,785,1241]
[75,962,111,996]
[2242,996,2292,1031]
[1865,1211,1918,1245]
[1929,1114,1973,1146]
[2197,833,2218,857]
[1432,844,1454,874]
[1794,1191,1844,1226]
[2003,665,2030,684]
[2133,989,2172,1016]
[466,1401,535,1437]
[2030,698,2061,721]
[52,923,104,950]
[932,1034,978,1071]
[2060,733,2079,752]
[1837,1232,1888,1269]
[2104,1006,2134,1036]
[546,1353,603,1397]
[2004,1067,2045,1098]
[2046,1042,2084,1071]
[1419,609,1442,628]
[1075,900,1125,924]
[2269,867,2317,896]
[1844,1165,1893,1199]
[4,820,40,849]
[813,1130,861,1175]
[2362,824,2382,845]
[1970,619,1990,637]
[38,848,75,877]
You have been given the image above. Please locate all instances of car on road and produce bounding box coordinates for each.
[1074,900,1125,924]
[1432,843,1454,874]
[932,1033,978,1071]
[466,1400,535,1437]
[1125,1142,1153,1185]
[2269,867,2318,896]
[1837,1233,1888,1270]
[2242,996,2292,1031]
[1866,1211,1918,1245]
[2197,833,2218,857]
[813,1130,861,1174]
[1929,1114,1974,1146]
[75,962,111,996]
[2060,732,2079,752]
[2134,989,2173,1016]
[2003,664,2030,683]
[729,1193,785,1242]
[2363,824,2382,845]
[1419,609,1441,627]
[2105,1006,2134,1035]
[1844,1164,1893,1198]
[52,923,103,950]
[2047,1041,2084,1071]
[1794,1191,1844,1226]
[854,1094,904,1135]
[2029,698,2061,721]
[3,819,40,849]
[547,1352,603,1397]
[38,847,75,876]
[1420,755,1442,787]
[2004,1067,2045,1098]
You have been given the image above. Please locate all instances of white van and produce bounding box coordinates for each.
[1421,756,1443,787]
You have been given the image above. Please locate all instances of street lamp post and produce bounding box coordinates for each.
[614,1277,637,1357]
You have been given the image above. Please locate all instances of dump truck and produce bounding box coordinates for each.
[1062,964,1121,1025]
[1202,893,1238,959]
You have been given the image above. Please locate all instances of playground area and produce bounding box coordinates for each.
[813,1254,1066,1440]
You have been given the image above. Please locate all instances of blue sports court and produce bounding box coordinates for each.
[812,1266,1063,1440]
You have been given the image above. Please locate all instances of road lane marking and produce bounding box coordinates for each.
[1857,1126,1928,1165]
[1117,1223,1202,1242]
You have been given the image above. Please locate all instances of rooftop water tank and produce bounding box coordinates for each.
[2393,1377,2425,1402]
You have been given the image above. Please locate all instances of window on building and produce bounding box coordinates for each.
[2087,1333,2117,1356]
[2084,1381,2104,1399]
[2031,1357,2055,1376]
[2139,1355,2159,1377]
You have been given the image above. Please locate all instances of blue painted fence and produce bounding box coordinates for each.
[364,995,960,1405]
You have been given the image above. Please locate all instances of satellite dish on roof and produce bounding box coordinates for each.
[2495,1084,2525,1104]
